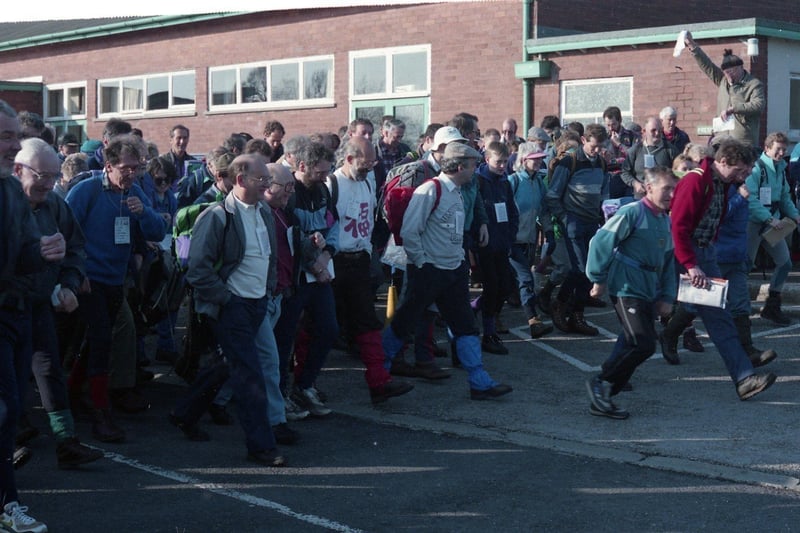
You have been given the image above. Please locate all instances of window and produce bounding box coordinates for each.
[45,83,87,145]
[349,45,431,143]
[98,71,195,117]
[45,83,86,120]
[560,77,633,126]
[789,75,800,135]
[208,55,333,111]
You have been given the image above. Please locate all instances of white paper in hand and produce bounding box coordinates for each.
[673,30,687,57]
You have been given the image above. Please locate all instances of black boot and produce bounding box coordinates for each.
[551,297,572,333]
[732,315,777,367]
[760,291,791,325]
[659,305,695,365]
[537,280,555,316]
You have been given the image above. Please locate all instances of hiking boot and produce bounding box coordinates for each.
[481,334,509,355]
[169,413,210,442]
[682,327,705,352]
[569,312,598,336]
[658,332,680,365]
[369,380,414,404]
[586,376,628,419]
[284,396,310,421]
[1,502,48,533]
[732,315,777,368]
[736,372,777,400]
[550,298,571,333]
[389,358,417,377]
[90,409,125,443]
[207,403,233,426]
[291,386,332,417]
[56,437,104,469]
[470,383,513,400]
[272,423,298,445]
[760,293,792,325]
[413,362,451,380]
[529,317,553,339]
[13,446,31,470]
[110,388,150,414]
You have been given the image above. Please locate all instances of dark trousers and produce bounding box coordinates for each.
[558,216,597,311]
[332,251,384,336]
[476,248,515,320]
[0,306,32,507]
[390,261,478,340]
[600,297,657,395]
[78,281,124,377]
[211,294,274,453]
[275,281,338,392]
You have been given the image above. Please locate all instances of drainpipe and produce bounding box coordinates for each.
[521,0,534,133]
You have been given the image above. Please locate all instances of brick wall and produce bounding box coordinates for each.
[538,0,800,33]
[531,36,769,144]
[0,3,523,154]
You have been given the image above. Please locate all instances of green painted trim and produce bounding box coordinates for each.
[514,60,551,80]
[0,81,42,92]
[0,13,247,52]
[524,17,800,55]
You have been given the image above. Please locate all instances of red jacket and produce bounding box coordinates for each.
[670,157,727,270]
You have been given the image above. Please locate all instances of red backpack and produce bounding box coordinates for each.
[383,173,442,246]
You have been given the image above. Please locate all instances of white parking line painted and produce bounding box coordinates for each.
[101,450,365,533]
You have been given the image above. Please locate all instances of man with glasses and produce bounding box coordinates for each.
[66,134,166,443]
[175,154,286,467]
[14,137,103,468]
[328,137,414,404]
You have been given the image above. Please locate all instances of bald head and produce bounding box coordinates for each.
[340,136,376,181]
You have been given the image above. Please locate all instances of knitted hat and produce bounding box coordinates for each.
[720,48,743,70]
[80,139,102,154]
[526,127,550,143]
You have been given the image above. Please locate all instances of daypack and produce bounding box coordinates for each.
[384,176,441,246]
[137,248,185,327]
[379,160,443,246]
[172,194,224,270]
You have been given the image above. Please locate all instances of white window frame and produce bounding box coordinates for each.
[349,44,431,101]
[207,55,334,113]
[97,70,196,119]
[44,82,87,120]
[560,77,633,126]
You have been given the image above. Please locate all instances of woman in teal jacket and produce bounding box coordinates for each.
[745,132,800,325]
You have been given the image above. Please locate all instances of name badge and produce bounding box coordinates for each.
[759,186,772,206]
[644,154,655,168]
[494,202,509,223]
[114,217,130,245]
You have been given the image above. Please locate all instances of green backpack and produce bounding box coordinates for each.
[172,192,225,270]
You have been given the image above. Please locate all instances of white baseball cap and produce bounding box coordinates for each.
[433,126,467,151]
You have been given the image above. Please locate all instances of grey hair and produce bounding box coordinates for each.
[659,106,677,119]
[642,166,673,186]
[382,118,405,132]
[283,135,311,156]
[15,137,58,165]
[513,142,539,172]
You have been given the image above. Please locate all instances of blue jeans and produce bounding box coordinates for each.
[0,306,32,507]
[683,245,754,383]
[211,294,275,453]
[509,242,537,319]
[718,260,751,317]
[215,295,285,426]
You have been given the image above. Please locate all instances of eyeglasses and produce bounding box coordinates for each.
[248,174,273,184]
[18,163,60,182]
[113,164,141,175]
[269,181,295,193]
[153,177,171,186]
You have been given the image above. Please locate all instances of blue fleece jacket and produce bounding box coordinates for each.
[715,184,750,264]
[476,163,519,253]
[66,174,166,285]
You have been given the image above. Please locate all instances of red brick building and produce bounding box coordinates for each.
[1,1,800,152]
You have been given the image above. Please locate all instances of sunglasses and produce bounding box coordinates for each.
[153,177,171,186]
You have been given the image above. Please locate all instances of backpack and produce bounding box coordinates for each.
[383,175,442,245]
[172,193,225,270]
[137,247,186,327]
[379,160,445,246]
